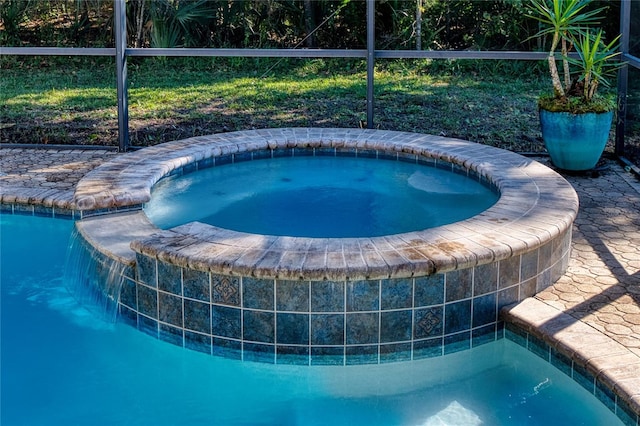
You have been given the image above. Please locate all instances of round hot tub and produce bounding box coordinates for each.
[144,153,499,237]
[73,128,578,365]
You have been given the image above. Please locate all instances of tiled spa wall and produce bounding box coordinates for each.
[504,323,640,426]
[118,229,571,365]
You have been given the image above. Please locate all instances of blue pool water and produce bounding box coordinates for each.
[145,156,499,237]
[0,214,623,425]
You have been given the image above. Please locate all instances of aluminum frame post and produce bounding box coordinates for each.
[615,0,631,157]
[366,0,375,129]
[115,0,129,152]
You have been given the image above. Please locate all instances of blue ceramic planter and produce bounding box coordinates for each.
[539,109,614,171]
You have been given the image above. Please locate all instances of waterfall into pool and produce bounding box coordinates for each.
[63,228,128,323]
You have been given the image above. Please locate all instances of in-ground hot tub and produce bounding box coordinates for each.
[72,128,578,365]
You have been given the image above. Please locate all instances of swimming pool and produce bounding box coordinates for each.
[0,214,623,425]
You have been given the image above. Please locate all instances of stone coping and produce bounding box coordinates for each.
[503,298,640,418]
[73,128,578,280]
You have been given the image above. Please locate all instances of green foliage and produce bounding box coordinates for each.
[538,92,615,113]
[528,0,621,111]
[149,0,216,48]
[567,28,622,100]
[0,0,31,44]
[0,0,619,51]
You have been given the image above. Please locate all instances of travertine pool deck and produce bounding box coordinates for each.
[1,132,639,422]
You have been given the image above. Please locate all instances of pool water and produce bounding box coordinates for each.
[0,215,622,426]
[144,156,499,237]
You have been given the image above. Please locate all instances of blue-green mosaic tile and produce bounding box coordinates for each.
[445,299,472,334]
[378,151,397,161]
[136,284,158,319]
[119,278,137,309]
[380,310,412,343]
[33,205,52,217]
[380,343,412,363]
[138,314,158,338]
[276,280,310,312]
[272,148,293,158]
[616,398,638,426]
[185,331,211,355]
[243,342,275,364]
[118,305,137,327]
[292,148,313,157]
[243,310,275,343]
[136,254,157,288]
[159,323,184,347]
[356,149,377,158]
[435,160,453,171]
[414,275,444,307]
[520,278,537,300]
[183,161,197,174]
[346,312,379,345]
[550,348,572,376]
[473,262,498,296]
[346,280,379,312]
[537,269,553,292]
[13,204,33,215]
[311,313,344,345]
[472,293,497,328]
[184,269,211,302]
[310,347,345,366]
[212,274,240,306]
[595,380,617,414]
[335,148,356,157]
[234,151,252,163]
[397,152,417,163]
[276,313,309,345]
[315,147,336,157]
[276,346,310,365]
[311,281,344,312]
[472,324,497,347]
[504,322,528,348]
[445,269,472,302]
[499,256,521,289]
[158,292,183,327]
[53,207,76,219]
[345,345,378,365]
[527,334,550,361]
[212,337,242,360]
[242,277,274,310]
[521,249,539,281]
[573,362,595,393]
[498,286,519,309]
[417,156,436,167]
[183,299,211,334]
[211,305,241,339]
[444,331,471,354]
[215,154,233,165]
[550,348,573,377]
[381,278,412,310]
[157,262,182,295]
[538,242,553,272]
[196,157,214,170]
[413,337,443,359]
[414,306,443,339]
[252,150,272,160]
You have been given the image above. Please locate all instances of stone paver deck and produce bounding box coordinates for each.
[1,142,639,420]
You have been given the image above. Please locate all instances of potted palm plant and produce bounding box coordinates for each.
[529,0,622,171]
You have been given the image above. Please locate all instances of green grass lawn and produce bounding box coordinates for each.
[1,57,552,151]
